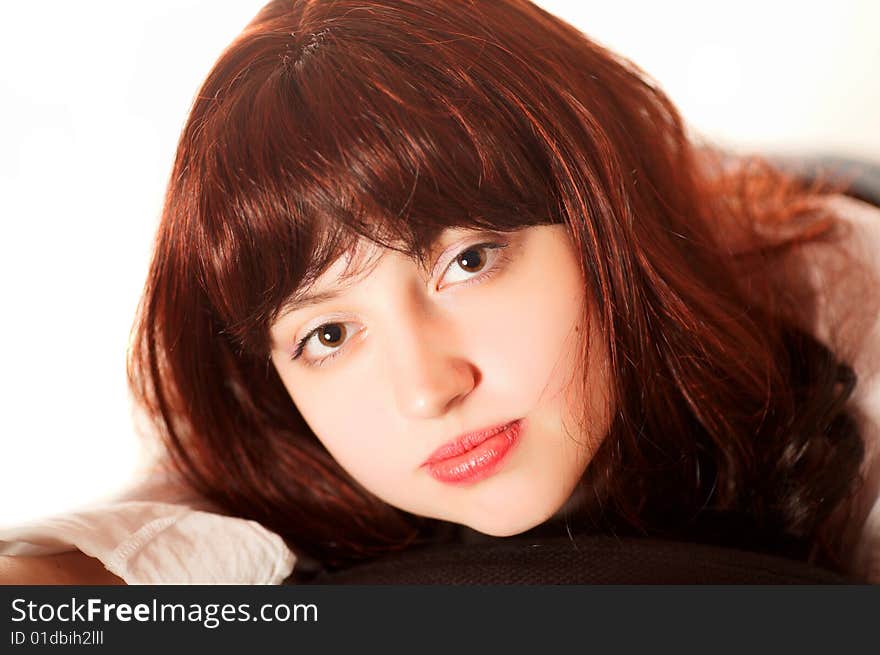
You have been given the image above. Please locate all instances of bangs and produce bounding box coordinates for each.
[187,15,560,355]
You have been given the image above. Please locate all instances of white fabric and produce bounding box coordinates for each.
[0,467,296,584]
[1,194,878,584]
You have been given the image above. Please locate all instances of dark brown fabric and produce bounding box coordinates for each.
[304,535,852,584]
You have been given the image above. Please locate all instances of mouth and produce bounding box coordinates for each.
[421,419,523,485]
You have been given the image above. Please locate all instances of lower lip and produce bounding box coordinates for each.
[425,420,523,485]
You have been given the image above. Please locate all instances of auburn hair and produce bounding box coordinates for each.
[128,0,864,572]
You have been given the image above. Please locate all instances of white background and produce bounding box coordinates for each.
[1,0,878,527]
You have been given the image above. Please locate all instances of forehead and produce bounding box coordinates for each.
[309,239,386,294]
[276,225,490,320]
[277,228,433,320]
[274,240,379,316]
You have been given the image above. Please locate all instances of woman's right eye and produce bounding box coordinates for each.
[292,321,359,367]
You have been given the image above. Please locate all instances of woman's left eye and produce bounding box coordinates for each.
[438,241,510,289]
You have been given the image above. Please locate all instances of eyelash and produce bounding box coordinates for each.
[290,240,512,368]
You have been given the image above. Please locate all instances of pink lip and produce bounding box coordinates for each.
[422,419,523,485]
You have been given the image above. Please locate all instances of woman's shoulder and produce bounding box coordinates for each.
[810,194,880,582]
[774,193,880,373]
[0,463,296,584]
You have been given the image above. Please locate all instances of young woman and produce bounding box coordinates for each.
[2,0,879,584]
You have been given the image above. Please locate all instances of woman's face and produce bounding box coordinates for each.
[269,224,612,536]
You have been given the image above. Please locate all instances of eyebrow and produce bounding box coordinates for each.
[277,283,358,318]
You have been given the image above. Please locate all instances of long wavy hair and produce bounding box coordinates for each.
[128,0,865,573]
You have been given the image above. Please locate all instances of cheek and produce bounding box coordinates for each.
[465,260,585,411]
[285,377,400,487]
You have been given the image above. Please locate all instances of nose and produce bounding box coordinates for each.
[384,299,477,420]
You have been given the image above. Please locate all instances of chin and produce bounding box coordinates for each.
[455,474,581,537]
[466,522,533,538]
[459,504,559,538]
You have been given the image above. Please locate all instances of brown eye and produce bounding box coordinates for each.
[317,323,346,347]
[456,246,488,273]
[438,240,509,290]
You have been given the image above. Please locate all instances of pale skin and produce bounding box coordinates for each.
[269,224,612,537]
[1,224,611,583]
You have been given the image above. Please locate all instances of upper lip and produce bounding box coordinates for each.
[422,419,520,466]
